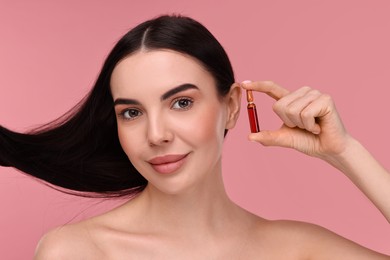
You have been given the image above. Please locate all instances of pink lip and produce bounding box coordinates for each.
[148,153,189,174]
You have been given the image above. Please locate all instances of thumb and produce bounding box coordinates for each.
[248,127,294,148]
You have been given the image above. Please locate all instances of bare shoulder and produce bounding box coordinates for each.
[34,221,104,259]
[254,219,389,259]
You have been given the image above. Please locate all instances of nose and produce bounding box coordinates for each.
[146,113,173,146]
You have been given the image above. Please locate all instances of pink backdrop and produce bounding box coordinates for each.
[1,0,390,258]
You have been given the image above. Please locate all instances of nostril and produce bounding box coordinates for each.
[146,116,174,146]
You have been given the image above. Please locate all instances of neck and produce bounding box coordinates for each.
[126,161,245,235]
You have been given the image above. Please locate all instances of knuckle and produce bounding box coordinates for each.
[272,101,282,112]
[321,93,333,103]
[300,109,313,121]
[300,86,312,92]
[285,105,299,117]
[308,89,321,97]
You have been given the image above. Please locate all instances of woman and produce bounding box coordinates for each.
[1,15,389,259]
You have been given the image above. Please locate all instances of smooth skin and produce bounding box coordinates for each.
[34,51,390,259]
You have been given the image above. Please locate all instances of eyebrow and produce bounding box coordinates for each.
[161,83,198,101]
[114,83,199,106]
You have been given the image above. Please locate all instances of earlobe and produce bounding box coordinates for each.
[225,83,242,129]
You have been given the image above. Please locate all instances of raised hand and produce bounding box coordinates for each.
[241,81,350,159]
[242,81,390,223]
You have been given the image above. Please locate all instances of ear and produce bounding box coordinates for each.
[225,83,242,129]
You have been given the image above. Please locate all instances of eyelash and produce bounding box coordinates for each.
[171,97,194,110]
[118,108,142,121]
[117,97,194,121]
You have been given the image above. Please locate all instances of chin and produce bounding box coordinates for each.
[144,174,201,196]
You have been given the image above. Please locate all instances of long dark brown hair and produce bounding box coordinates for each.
[0,15,235,197]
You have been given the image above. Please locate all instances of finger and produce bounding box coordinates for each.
[248,126,293,148]
[282,88,322,131]
[300,94,334,132]
[299,99,324,135]
[241,80,289,100]
[272,86,313,128]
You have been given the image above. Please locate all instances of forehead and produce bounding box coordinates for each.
[110,50,215,99]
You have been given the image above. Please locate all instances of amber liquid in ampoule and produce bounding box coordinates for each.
[246,90,260,133]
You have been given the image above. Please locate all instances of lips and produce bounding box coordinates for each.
[148,153,189,174]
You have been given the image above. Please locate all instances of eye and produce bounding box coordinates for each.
[171,97,194,110]
[118,109,142,121]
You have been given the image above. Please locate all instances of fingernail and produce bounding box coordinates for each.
[241,80,252,85]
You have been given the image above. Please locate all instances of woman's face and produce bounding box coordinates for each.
[110,50,239,194]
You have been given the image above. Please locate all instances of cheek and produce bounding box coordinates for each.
[175,103,226,146]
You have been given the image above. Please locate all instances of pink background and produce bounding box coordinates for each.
[1,0,390,258]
